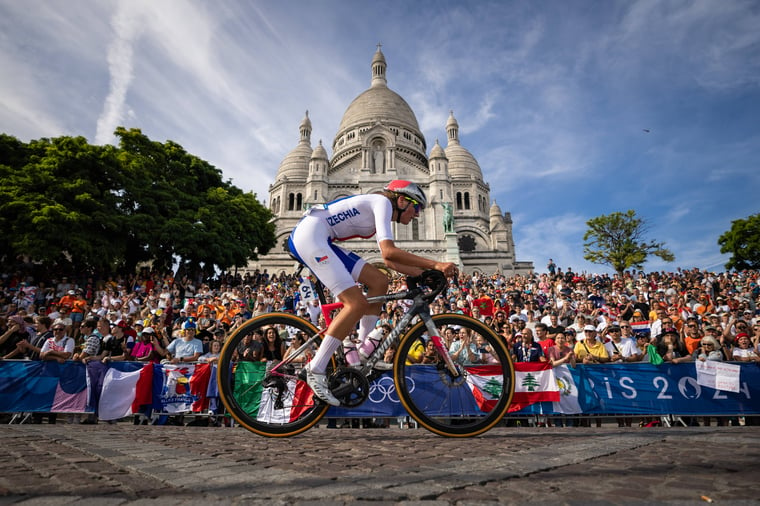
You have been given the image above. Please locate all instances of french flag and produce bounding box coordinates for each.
[98,364,153,421]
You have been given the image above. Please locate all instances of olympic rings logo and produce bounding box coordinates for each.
[368,375,415,403]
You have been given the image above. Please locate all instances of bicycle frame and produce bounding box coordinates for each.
[268,266,458,379]
[362,291,460,377]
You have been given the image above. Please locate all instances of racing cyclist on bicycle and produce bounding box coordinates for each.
[288,180,458,406]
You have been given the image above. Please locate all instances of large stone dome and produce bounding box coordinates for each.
[337,87,421,134]
[333,46,426,164]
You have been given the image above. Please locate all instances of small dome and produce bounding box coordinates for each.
[490,201,506,231]
[276,111,312,180]
[430,139,446,159]
[277,143,311,180]
[311,140,328,161]
[444,111,483,180]
[446,110,459,130]
[445,144,483,180]
[490,200,503,218]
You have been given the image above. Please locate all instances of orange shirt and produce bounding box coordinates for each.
[58,294,76,310]
[684,335,702,355]
[72,299,87,314]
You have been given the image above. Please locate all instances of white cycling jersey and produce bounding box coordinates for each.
[289,194,395,297]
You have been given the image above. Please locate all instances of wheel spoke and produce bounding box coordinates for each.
[394,314,515,437]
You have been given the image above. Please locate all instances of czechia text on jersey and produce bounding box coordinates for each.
[326,208,360,226]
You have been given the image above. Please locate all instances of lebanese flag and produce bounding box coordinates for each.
[509,362,559,412]
[98,364,153,421]
[466,365,505,412]
[234,362,316,423]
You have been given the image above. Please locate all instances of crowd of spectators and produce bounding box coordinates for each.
[1,264,758,425]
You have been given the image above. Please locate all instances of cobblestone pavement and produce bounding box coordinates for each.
[1,422,759,505]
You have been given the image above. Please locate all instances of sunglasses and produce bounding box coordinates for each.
[53,328,65,331]
[404,197,421,213]
[701,343,714,347]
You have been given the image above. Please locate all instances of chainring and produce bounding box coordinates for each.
[328,367,371,408]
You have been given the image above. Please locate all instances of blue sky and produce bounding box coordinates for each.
[1,0,758,275]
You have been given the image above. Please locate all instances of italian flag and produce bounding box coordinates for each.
[510,362,559,412]
[234,362,315,423]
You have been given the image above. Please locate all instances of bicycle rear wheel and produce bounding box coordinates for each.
[217,313,330,437]
[394,314,515,437]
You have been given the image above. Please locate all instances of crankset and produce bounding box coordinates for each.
[328,367,371,408]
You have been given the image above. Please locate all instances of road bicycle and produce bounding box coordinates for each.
[217,268,515,437]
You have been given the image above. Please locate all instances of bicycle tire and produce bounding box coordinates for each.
[217,312,330,437]
[394,314,515,437]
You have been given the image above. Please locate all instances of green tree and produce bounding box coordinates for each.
[114,127,275,275]
[521,373,540,392]
[583,210,674,277]
[718,214,760,270]
[0,129,275,276]
[0,134,125,272]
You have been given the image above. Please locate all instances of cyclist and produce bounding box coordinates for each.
[288,180,458,405]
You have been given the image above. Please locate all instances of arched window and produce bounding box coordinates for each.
[288,193,295,211]
[296,193,303,210]
[464,192,471,210]
[456,192,463,210]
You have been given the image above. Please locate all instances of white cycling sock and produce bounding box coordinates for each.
[309,335,341,374]
[358,315,379,343]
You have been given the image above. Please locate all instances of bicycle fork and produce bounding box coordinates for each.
[419,311,460,377]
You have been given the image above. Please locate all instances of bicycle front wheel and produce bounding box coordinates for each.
[394,314,515,437]
[217,313,329,437]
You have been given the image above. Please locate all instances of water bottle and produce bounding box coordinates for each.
[343,337,361,367]
[359,327,386,360]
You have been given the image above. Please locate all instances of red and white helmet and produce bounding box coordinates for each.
[384,180,427,210]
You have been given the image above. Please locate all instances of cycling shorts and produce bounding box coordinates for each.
[288,215,366,297]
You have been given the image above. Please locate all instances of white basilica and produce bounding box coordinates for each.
[253,46,533,276]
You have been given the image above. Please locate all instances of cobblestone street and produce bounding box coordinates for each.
[2,423,759,504]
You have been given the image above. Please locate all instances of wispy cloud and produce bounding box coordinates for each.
[95,2,145,145]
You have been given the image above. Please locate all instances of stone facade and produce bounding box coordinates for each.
[251,46,533,276]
